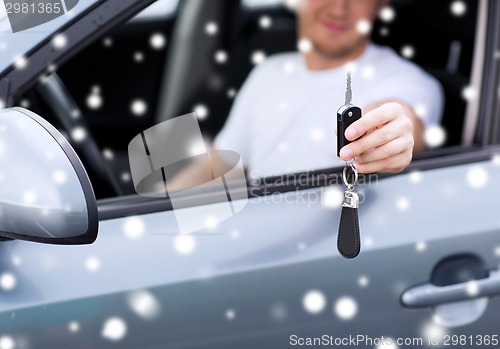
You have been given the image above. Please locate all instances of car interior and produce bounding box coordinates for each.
[15,0,479,199]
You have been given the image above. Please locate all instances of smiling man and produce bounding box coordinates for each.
[214,0,443,176]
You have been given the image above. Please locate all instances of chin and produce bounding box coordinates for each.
[314,43,356,59]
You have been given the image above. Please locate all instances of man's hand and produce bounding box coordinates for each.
[339,102,419,174]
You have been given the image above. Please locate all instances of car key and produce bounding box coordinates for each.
[337,71,362,157]
[337,71,362,259]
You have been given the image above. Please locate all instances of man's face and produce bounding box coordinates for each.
[298,0,384,59]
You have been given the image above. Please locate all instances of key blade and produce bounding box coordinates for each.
[345,71,352,105]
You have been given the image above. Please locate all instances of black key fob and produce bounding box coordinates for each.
[337,105,362,157]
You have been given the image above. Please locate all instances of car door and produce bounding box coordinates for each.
[1,1,500,349]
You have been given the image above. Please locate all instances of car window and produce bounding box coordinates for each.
[14,0,483,202]
[0,0,101,73]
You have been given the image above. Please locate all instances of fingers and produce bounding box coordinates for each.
[340,115,411,161]
[356,136,413,164]
[344,102,403,141]
[356,151,413,174]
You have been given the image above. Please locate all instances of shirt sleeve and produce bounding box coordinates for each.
[213,64,264,164]
[364,64,445,129]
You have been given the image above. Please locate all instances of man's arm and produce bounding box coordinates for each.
[339,101,425,174]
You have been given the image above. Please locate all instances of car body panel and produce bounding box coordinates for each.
[1,160,499,347]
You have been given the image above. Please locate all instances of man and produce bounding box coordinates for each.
[214,0,443,177]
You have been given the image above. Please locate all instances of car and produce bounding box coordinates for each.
[0,0,500,348]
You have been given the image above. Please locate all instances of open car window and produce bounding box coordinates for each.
[12,0,486,204]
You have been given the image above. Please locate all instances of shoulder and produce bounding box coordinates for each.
[367,44,439,88]
[247,51,301,80]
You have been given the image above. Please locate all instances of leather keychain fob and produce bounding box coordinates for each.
[337,164,361,259]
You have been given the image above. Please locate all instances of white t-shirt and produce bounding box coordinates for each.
[214,43,444,177]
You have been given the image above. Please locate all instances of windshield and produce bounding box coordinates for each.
[0,0,100,73]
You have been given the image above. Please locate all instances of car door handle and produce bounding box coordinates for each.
[401,270,500,308]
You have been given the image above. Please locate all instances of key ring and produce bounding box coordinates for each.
[342,163,358,189]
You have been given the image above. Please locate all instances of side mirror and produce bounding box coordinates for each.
[0,107,98,244]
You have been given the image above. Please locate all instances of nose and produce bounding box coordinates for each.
[326,0,349,18]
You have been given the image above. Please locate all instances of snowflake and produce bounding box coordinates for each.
[86,88,103,110]
[53,170,67,185]
[131,99,147,116]
[414,104,428,118]
[71,126,87,142]
[466,166,489,189]
[465,280,480,296]
[227,88,237,99]
[297,38,312,53]
[133,51,144,63]
[225,309,236,320]
[127,290,161,320]
[19,99,30,108]
[214,50,228,64]
[401,45,415,59]
[150,33,166,50]
[121,172,131,183]
[85,256,101,272]
[321,187,343,208]
[415,241,427,252]
[379,6,395,22]
[356,19,371,35]
[492,153,500,166]
[494,245,500,256]
[310,128,325,142]
[52,33,68,49]
[0,336,15,349]
[189,140,206,157]
[205,22,218,36]
[379,27,389,37]
[22,190,37,204]
[424,125,446,148]
[462,85,477,101]
[302,289,326,314]
[123,216,145,239]
[204,216,219,230]
[361,65,375,79]
[408,171,422,184]
[251,50,266,65]
[450,1,467,16]
[103,37,113,47]
[283,61,296,74]
[68,321,80,333]
[102,148,114,161]
[334,296,358,320]
[102,317,127,341]
[14,56,28,69]
[174,235,196,255]
[396,197,410,211]
[259,15,272,29]
[358,276,369,287]
[193,104,209,120]
[0,273,16,291]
